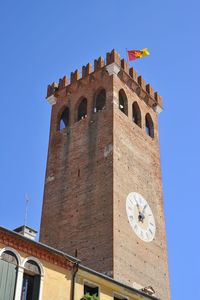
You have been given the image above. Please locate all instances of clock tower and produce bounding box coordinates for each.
[40,50,170,300]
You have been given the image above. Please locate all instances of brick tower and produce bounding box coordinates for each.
[40,50,170,300]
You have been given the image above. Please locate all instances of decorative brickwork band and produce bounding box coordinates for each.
[0,230,74,270]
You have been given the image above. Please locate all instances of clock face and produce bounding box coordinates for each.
[126,192,156,242]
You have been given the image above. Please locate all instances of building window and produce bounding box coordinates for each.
[94,89,106,112]
[77,98,87,121]
[58,107,69,130]
[119,89,128,116]
[113,292,128,300]
[145,113,154,138]
[84,283,99,298]
[0,250,18,300]
[132,101,141,127]
[21,260,41,300]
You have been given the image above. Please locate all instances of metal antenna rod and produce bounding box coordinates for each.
[24,194,30,226]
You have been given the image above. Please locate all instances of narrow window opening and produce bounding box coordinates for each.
[119,90,128,116]
[75,249,78,257]
[21,260,41,300]
[146,124,150,136]
[94,89,106,112]
[84,284,99,298]
[77,98,87,121]
[78,169,80,177]
[132,102,141,127]
[145,113,154,138]
[59,107,69,130]
[22,274,34,300]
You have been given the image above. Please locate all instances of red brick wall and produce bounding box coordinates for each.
[112,75,170,300]
[40,70,114,273]
[40,51,170,299]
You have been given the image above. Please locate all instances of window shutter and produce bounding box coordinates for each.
[32,275,40,300]
[0,260,17,300]
[0,260,7,299]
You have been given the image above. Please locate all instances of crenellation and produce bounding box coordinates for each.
[154,92,163,108]
[82,63,92,78]
[46,50,162,111]
[70,69,80,83]
[147,96,157,108]
[129,67,138,81]
[121,59,129,74]
[58,76,69,90]
[47,85,52,98]
[47,82,58,97]
[146,83,154,98]
[94,56,105,71]
[106,49,121,66]
[138,76,146,90]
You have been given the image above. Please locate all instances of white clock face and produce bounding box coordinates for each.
[126,192,156,242]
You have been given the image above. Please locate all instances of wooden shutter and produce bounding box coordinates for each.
[0,260,17,300]
[32,275,40,300]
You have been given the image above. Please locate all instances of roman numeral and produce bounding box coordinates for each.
[129,199,134,205]
[149,228,153,235]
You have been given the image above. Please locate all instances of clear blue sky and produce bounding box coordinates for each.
[0,1,199,299]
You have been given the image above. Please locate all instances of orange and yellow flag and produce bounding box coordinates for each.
[127,48,150,61]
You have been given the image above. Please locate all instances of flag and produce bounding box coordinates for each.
[127,48,150,61]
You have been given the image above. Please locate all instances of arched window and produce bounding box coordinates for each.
[145,113,154,138]
[94,89,106,112]
[119,89,128,116]
[77,98,87,121]
[132,102,141,127]
[58,107,69,130]
[0,250,18,299]
[21,260,41,300]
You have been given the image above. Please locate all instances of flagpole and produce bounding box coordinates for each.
[125,48,129,62]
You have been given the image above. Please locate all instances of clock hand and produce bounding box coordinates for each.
[138,204,147,223]
[135,200,140,212]
[138,211,145,223]
[142,204,147,215]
